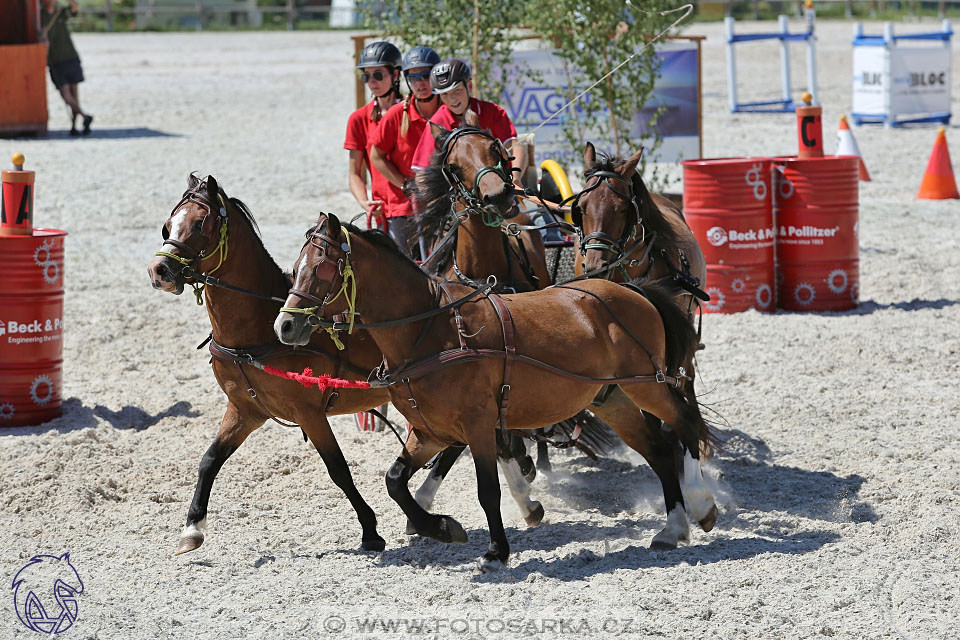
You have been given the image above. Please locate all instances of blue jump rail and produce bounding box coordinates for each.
[853,30,953,46]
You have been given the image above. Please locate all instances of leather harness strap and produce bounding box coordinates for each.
[487,293,516,429]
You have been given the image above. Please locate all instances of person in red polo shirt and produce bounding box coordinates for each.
[410,59,528,192]
[370,46,442,257]
[344,41,403,225]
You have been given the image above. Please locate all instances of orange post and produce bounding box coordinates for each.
[1,153,35,236]
[796,91,823,159]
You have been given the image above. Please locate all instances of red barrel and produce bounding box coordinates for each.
[682,157,775,313]
[0,229,67,427]
[773,156,859,311]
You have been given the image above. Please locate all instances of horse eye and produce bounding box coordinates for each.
[193,220,203,231]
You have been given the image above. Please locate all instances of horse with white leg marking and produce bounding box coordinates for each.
[275,213,719,570]
[410,117,619,478]
[146,175,542,555]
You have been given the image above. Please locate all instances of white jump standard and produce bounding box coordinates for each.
[725,13,818,113]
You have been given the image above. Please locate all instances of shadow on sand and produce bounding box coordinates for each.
[0,397,198,435]
[26,127,181,140]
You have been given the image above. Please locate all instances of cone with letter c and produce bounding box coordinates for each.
[835,115,870,181]
[917,127,959,200]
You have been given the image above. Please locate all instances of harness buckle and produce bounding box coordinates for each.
[656,370,666,384]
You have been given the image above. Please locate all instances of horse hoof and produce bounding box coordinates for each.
[174,534,203,556]
[439,516,468,544]
[405,519,418,536]
[477,557,504,573]
[536,461,552,474]
[361,537,386,552]
[698,504,719,532]
[649,537,677,551]
[524,502,545,527]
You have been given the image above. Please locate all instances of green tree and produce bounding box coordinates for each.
[362,0,528,102]
[526,0,681,180]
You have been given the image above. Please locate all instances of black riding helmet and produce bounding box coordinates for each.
[357,41,402,70]
[402,46,441,72]
[430,59,472,94]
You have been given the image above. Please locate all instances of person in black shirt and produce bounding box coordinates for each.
[40,0,93,135]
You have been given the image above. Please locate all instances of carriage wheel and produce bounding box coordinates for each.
[373,403,389,432]
[354,411,375,432]
[354,403,391,432]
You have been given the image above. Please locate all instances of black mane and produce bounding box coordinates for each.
[307,216,428,279]
[585,154,684,252]
[409,127,457,275]
[186,173,284,279]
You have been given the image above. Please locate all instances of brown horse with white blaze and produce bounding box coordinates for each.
[275,214,719,571]
[146,175,544,556]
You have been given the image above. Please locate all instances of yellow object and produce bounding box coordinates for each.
[540,159,574,223]
[805,0,813,7]
[801,91,813,105]
[11,152,24,166]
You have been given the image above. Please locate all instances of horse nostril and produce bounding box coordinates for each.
[156,263,168,278]
[281,319,294,338]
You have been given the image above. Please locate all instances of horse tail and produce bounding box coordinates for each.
[629,279,721,455]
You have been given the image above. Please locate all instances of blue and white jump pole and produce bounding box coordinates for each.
[725,8,818,113]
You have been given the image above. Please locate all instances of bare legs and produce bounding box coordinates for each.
[58,83,91,135]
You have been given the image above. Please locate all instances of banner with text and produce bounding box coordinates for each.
[500,42,700,168]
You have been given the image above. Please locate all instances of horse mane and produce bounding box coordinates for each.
[586,155,684,252]
[306,217,429,280]
[409,127,457,275]
[188,173,284,279]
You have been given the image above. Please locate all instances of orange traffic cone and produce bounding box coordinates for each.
[917,127,959,200]
[835,115,870,181]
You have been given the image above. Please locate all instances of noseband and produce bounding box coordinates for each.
[573,169,644,261]
[438,126,515,226]
[156,184,230,304]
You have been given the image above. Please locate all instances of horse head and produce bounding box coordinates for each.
[147,174,229,295]
[275,213,349,346]
[574,142,645,277]
[430,112,518,223]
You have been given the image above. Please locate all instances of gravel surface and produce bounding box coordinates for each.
[1,18,958,639]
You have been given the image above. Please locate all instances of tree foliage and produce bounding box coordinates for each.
[364,0,686,180]
[525,0,679,170]
[362,1,527,102]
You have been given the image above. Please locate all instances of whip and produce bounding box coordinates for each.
[528,2,694,134]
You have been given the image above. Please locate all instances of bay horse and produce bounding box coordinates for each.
[572,142,707,321]
[411,117,612,475]
[145,175,544,556]
[275,213,719,571]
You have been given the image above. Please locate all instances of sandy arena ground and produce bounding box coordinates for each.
[1,18,959,639]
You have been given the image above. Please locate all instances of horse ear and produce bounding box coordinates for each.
[325,213,342,239]
[205,175,220,202]
[620,148,645,180]
[463,109,479,127]
[430,121,449,138]
[583,142,596,170]
[187,173,200,190]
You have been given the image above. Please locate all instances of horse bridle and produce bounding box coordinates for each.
[156,184,230,294]
[438,126,517,227]
[572,169,644,261]
[281,218,357,346]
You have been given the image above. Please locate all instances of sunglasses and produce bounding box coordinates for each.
[360,70,387,83]
[405,69,432,82]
